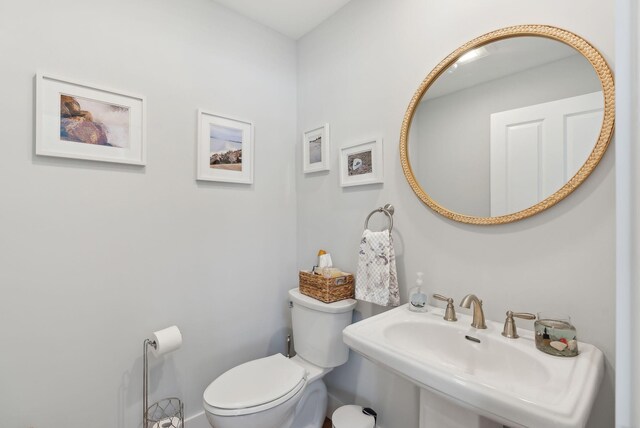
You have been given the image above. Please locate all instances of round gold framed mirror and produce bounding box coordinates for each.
[399,25,614,225]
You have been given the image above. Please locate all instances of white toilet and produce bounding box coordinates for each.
[203,288,357,428]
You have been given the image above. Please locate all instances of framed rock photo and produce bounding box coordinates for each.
[197,110,254,184]
[36,74,146,165]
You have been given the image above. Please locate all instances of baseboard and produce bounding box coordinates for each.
[326,391,346,420]
[185,410,208,428]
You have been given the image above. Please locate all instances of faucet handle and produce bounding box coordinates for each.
[501,310,536,339]
[432,294,457,322]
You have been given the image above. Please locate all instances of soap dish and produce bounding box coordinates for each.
[534,313,578,357]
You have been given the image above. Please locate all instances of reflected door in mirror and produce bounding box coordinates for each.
[489,91,603,216]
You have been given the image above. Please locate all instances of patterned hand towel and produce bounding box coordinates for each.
[355,229,400,306]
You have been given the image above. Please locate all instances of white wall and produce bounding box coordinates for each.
[0,1,297,427]
[297,1,615,427]
[416,55,601,217]
[614,0,638,426]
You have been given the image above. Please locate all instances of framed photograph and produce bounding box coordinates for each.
[36,73,146,165]
[302,124,330,173]
[339,138,384,187]
[197,110,253,184]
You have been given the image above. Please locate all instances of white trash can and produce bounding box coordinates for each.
[332,405,376,428]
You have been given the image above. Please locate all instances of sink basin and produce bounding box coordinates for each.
[343,305,604,428]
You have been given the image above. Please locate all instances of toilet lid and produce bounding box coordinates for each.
[203,354,307,416]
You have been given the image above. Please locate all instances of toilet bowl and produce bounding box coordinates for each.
[203,288,357,428]
[204,354,307,428]
[203,354,332,428]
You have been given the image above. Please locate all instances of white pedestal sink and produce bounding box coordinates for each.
[343,305,604,428]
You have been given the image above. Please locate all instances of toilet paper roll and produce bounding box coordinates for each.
[151,326,182,357]
[151,416,182,428]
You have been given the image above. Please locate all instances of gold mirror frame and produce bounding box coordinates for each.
[399,25,615,225]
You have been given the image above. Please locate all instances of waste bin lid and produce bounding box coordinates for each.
[332,405,375,428]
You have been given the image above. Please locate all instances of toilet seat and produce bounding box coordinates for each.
[203,354,307,417]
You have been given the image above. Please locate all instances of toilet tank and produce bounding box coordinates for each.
[289,288,357,368]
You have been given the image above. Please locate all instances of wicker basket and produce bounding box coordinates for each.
[299,270,355,303]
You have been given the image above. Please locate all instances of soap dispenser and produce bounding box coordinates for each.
[408,272,427,312]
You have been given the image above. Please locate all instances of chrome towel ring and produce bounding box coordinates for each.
[364,203,395,232]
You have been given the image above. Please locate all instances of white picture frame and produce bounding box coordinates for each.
[302,124,330,173]
[197,110,254,184]
[36,73,146,165]
[339,137,384,187]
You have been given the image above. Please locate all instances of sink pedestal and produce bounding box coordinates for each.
[420,388,503,428]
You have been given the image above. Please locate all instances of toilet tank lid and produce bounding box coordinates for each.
[289,288,357,313]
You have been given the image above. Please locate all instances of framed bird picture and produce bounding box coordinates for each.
[339,137,383,187]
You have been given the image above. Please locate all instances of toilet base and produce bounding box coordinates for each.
[291,379,328,428]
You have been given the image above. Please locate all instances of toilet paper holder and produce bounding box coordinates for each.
[143,338,184,428]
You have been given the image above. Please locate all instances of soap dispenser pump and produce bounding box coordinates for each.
[408,272,427,312]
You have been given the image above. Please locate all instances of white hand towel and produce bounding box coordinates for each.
[355,229,400,306]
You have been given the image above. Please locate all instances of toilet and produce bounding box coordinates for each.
[203,288,357,428]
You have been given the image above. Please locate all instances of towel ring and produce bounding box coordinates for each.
[364,204,395,232]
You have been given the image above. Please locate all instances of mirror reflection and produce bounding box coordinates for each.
[409,37,603,217]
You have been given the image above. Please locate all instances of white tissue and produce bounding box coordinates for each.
[151,326,182,357]
[318,253,333,268]
[151,416,182,428]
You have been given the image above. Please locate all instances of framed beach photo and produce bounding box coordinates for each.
[339,138,384,187]
[36,73,146,165]
[302,124,330,173]
[197,110,253,184]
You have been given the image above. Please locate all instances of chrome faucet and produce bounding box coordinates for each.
[459,294,487,329]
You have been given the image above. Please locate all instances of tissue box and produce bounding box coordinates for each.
[299,270,355,303]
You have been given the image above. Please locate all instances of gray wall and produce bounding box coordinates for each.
[416,55,601,217]
[297,1,615,427]
[0,1,297,427]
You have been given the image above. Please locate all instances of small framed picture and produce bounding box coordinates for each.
[339,138,384,187]
[197,110,253,184]
[36,73,146,165]
[302,124,330,173]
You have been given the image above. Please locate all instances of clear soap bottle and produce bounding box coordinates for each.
[408,272,427,312]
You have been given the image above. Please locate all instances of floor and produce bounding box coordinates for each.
[323,417,332,428]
